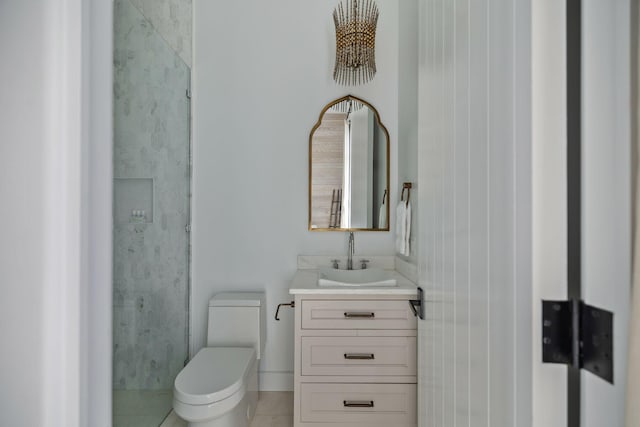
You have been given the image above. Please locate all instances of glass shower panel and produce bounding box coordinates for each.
[112,0,190,425]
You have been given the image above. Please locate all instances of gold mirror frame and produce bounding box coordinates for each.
[308,95,390,231]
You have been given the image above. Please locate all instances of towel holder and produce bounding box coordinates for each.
[401,182,412,207]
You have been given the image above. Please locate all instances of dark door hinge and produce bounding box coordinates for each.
[409,287,424,319]
[542,299,613,383]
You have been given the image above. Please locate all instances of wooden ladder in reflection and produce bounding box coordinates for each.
[329,188,342,228]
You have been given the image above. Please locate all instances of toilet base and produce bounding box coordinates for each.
[176,358,259,427]
[185,391,256,427]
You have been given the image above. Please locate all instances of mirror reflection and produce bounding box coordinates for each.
[309,95,389,231]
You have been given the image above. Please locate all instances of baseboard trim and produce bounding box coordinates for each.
[259,371,294,391]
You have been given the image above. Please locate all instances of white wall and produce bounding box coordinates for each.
[192,0,402,389]
[83,1,113,425]
[531,2,633,426]
[397,0,419,263]
[0,1,112,426]
[0,4,50,424]
[417,0,532,426]
[581,0,631,424]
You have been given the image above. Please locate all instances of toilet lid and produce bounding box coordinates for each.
[174,347,256,405]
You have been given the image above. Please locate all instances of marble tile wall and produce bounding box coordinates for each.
[129,0,192,66]
[113,0,191,390]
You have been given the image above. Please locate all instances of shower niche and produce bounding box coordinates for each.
[114,178,154,224]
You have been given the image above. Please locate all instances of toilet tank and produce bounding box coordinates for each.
[207,292,266,359]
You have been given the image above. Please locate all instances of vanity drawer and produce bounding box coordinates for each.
[301,300,416,330]
[301,336,416,376]
[300,383,416,425]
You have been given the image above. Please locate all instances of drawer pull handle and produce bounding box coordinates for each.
[344,353,375,360]
[343,400,375,408]
[344,312,375,318]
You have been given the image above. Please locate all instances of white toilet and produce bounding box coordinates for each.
[173,292,266,427]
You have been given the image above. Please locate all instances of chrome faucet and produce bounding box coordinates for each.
[347,232,355,270]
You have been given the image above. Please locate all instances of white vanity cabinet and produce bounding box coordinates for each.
[291,292,418,427]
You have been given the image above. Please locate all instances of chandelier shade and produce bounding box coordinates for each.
[332,0,379,86]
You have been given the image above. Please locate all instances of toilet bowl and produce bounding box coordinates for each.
[173,348,258,427]
[173,292,265,427]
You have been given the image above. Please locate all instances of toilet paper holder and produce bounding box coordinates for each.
[275,301,295,321]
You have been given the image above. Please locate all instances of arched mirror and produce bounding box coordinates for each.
[308,95,390,231]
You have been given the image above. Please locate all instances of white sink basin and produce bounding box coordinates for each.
[317,267,397,287]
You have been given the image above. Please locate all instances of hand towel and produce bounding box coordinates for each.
[404,201,411,256]
[395,201,407,254]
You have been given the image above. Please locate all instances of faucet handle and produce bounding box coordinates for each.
[331,259,340,269]
[360,259,370,269]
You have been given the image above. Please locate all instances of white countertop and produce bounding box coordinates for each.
[289,269,418,296]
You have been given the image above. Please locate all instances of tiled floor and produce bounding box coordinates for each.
[113,389,173,427]
[160,392,293,427]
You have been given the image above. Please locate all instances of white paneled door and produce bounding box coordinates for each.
[417,0,532,426]
[418,0,632,426]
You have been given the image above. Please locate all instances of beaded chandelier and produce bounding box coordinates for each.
[332,0,379,86]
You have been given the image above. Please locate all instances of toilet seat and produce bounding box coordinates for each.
[174,347,256,406]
